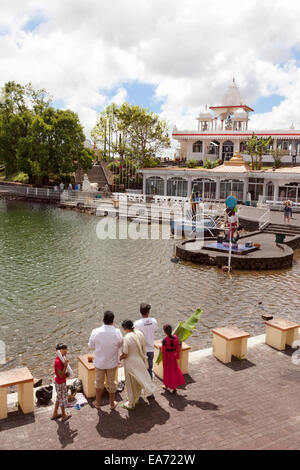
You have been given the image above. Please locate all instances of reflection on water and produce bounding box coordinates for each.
[0,199,299,380]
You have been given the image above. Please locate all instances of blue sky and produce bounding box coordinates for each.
[108,83,163,113]
[252,94,284,114]
[23,14,45,33]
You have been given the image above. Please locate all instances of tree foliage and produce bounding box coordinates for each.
[91,103,170,166]
[247,133,272,170]
[0,81,93,184]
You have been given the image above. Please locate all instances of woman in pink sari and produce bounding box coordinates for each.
[161,324,185,393]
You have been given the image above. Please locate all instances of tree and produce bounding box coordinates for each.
[271,148,286,169]
[246,133,272,170]
[256,136,272,170]
[117,103,170,164]
[91,103,171,166]
[0,81,93,184]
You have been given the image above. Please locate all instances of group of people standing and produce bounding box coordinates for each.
[51,303,185,420]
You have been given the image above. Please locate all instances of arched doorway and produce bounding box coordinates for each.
[192,178,216,200]
[167,177,188,197]
[220,179,244,201]
[207,140,220,159]
[222,141,234,162]
[146,176,164,195]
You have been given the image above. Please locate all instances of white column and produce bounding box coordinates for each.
[274,180,279,201]
[143,175,146,194]
[234,140,239,154]
[187,177,192,197]
[262,180,267,199]
[243,178,248,203]
[163,176,167,196]
[216,178,220,200]
[202,140,207,160]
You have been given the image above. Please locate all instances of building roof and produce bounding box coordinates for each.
[208,79,254,113]
[222,78,243,106]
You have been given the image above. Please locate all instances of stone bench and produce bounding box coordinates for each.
[0,367,34,419]
[77,354,118,398]
[212,327,250,364]
[153,340,191,380]
[265,318,300,350]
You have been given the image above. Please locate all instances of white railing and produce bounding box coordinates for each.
[257,209,271,230]
[61,190,105,208]
[112,192,146,203]
[152,195,190,206]
[238,205,271,226]
[0,184,60,199]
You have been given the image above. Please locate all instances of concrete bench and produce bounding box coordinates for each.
[212,327,250,364]
[0,367,34,419]
[153,340,191,380]
[265,318,300,350]
[77,354,118,398]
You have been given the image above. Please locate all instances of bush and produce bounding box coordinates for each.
[186,160,199,168]
[12,172,29,183]
[203,158,219,169]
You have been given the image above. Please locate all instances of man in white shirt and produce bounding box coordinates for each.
[134,303,158,379]
[88,311,123,410]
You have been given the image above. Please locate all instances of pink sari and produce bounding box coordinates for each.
[161,335,185,390]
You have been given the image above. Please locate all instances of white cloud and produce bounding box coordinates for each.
[1,0,300,145]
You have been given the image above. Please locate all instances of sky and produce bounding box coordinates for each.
[1,0,300,155]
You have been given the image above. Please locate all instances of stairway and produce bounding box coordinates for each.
[75,162,113,188]
[262,223,300,236]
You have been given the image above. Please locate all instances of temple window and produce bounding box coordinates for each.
[146,176,164,195]
[167,177,188,197]
[193,141,203,153]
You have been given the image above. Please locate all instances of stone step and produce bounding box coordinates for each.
[263,228,300,236]
[75,165,109,186]
[267,223,300,230]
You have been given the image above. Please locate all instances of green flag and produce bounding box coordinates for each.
[155,308,203,365]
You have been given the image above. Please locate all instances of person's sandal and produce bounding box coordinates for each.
[50,414,62,420]
[121,402,135,410]
[92,400,101,409]
[61,415,71,421]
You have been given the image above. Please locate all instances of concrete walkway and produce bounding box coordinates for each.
[1,338,300,450]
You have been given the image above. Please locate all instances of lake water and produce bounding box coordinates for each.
[0,199,299,380]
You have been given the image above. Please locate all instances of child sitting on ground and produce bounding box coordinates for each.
[51,343,71,421]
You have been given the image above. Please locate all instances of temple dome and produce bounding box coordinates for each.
[222,79,243,106]
[198,106,213,119]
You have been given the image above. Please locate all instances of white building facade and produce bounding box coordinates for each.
[173,79,300,164]
[139,153,300,203]
[138,80,300,203]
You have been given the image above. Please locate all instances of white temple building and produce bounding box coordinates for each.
[138,80,300,203]
[173,78,300,164]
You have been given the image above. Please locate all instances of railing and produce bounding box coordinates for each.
[0,184,60,200]
[257,209,271,230]
[112,192,146,203]
[61,190,105,208]
[238,205,271,229]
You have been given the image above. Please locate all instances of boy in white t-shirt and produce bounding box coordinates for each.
[134,303,158,378]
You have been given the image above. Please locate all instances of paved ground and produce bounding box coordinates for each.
[1,341,300,450]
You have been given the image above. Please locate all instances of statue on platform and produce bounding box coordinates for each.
[225,115,233,130]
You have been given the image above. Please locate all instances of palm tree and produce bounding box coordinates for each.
[256,136,272,170]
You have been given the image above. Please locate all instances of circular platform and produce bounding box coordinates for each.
[176,233,294,270]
